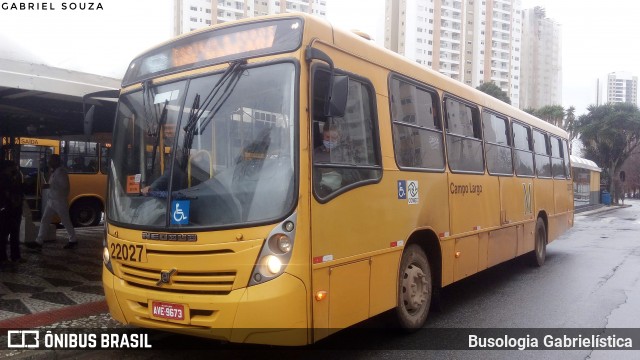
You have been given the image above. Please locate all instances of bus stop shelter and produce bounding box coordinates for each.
[571,154,602,209]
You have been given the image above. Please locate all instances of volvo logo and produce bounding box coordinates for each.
[157,269,177,287]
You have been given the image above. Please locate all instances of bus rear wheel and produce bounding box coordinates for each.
[529,217,547,267]
[395,244,431,331]
[70,199,102,227]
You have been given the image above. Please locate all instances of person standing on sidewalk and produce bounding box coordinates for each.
[0,160,25,263]
[27,154,78,250]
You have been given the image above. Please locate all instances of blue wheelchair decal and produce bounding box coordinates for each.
[171,200,190,225]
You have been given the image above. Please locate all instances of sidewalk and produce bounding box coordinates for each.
[0,226,109,328]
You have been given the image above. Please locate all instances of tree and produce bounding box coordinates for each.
[535,105,564,128]
[563,106,577,152]
[476,82,511,104]
[575,103,640,203]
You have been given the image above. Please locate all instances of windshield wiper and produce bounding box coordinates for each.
[181,60,246,167]
[149,99,169,178]
[141,80,171,180]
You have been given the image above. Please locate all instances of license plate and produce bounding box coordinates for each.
[109,239,147,263]
[150,301,187,321]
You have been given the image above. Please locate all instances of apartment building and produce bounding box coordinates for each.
[174,0,326,35]
[606,71,638,105]
[384,0,522,107]
[519,6,562,110]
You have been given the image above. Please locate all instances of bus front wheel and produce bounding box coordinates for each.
[395,244,431,331]
[70,199,102,227]
[529,217,547,267]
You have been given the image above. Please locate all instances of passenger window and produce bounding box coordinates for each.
[482,111,513,175]
[533,129,551,178]
[444,97,484,173]
[512,122,535,177]
[312,69,381,199]
[550,136,565,179]
[562,139,571,179]
[390,77,445,170]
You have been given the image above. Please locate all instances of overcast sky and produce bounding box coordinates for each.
[2,0,640,117]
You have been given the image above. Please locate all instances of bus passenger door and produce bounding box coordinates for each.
[308,64,383,336]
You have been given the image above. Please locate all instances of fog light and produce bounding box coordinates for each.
[103,247,110,265]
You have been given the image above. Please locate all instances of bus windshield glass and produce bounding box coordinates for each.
[108,62,297,229]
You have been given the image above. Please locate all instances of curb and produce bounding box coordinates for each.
[0,301,108,329]
[576,204,632,217]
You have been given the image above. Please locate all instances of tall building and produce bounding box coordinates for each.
[519,7,562,110]
[384,0,522,107]
[174,0,327,35]
[606,71,638,105]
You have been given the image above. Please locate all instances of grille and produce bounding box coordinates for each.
[120,263,236,295]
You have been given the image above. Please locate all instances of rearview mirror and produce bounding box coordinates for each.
[325,75,348,118]
[84,105,95,137]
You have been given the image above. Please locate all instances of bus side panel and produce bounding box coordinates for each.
[312,267,330,341]
[534,178,554,223]
[370,250,401,316]
[486,226,518,267]
[500,177,535,224]
[448,173,500,235]
[328,260,370,329]
[454,235,479,281]
[68,173,107,205]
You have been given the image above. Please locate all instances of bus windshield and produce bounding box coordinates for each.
[108,62,296,229]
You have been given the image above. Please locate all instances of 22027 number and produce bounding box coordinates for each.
[110,242,145,262]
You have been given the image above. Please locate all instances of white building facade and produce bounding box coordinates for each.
[384,0,522,107]
[519,7,562,110]
[606,71,638,105]
[174,0,326,35]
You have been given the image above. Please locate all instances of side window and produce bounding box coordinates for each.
[100,145,111,175]
[312,69,381,199]
[512,122,535,177]
[562,139,571,179]
[482,111,513,175]
[444,97,484,173]
[550,136,565,179]
[532,129,551,178]
[64,141,99,174]
[390,77,445,170]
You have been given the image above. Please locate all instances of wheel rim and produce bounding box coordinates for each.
[402,262,428,313]
[76,206,96,226]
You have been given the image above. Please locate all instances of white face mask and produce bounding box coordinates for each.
[323,140,338,150]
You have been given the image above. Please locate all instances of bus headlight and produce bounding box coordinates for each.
[249,213,297,286]
[102,235,114,274]
[265,255,283,274]
[269,234,292,254]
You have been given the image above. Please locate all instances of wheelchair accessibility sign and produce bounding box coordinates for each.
[171,200,190,225]
[398,180,419,205]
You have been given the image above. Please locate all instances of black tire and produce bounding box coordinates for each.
[529,217,547,267]
[395,244,432,331]
[70,199,102,227]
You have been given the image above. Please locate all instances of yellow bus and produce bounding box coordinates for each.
[2,136,110,227]
[101,14,573,345]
